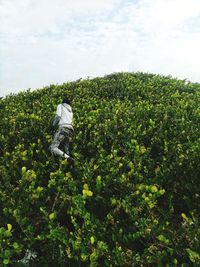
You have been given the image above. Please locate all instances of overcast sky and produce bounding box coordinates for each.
[0,0,200,97]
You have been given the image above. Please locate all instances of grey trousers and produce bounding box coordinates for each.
[50,127,73,158]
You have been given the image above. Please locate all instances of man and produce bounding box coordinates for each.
[50,97,74,162]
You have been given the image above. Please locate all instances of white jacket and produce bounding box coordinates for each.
[53,103,74,130]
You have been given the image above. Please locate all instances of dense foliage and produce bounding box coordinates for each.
[0,72,200,266]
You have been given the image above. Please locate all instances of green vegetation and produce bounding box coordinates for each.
[0,72,200,266]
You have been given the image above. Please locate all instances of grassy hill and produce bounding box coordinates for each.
[0,72,200,266]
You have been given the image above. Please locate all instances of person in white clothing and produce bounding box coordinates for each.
[50,98,74,161]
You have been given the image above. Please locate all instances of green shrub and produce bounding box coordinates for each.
[0,72,199,266]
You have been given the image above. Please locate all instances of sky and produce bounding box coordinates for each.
[0,0,200,97]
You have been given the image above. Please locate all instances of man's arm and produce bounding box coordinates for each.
[53,104,62,127]
[53,115,60,127]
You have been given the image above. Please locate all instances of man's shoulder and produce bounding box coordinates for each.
[56,103,62,109]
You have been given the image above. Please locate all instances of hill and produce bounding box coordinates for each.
[0,72,200,266]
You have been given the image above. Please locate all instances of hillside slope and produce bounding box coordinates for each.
[0,72,200,266]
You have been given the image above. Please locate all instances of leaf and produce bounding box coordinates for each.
[7,224,12,232]
[150,185,158,193]
[87,190,93,197]
[90,236,95,244]
[3,259,10,265]
[83,184,89,190]
[49,213,56,220]
[186,248,200,263]
[181,213,188,220]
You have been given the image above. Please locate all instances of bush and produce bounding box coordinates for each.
[0,72,200,266]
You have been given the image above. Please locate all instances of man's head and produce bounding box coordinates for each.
[62,97,71,105]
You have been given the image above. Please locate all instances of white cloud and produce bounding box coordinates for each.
[0,0,200,96]
[0,0,121,37]
[126,0,200,80]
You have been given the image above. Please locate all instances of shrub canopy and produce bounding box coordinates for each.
[0,72,200,266]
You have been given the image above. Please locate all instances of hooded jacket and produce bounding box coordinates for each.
[53,103,74,131]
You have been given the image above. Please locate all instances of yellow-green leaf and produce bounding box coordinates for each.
[7,224,12,232]
[49,213,56,220]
